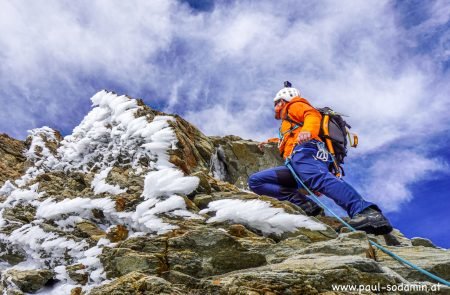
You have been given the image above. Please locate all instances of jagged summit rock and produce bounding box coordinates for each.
[0,133,26,186]
[0,91,448,294]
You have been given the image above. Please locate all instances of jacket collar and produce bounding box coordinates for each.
[281,96,311,118]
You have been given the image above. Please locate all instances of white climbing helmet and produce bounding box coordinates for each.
[273,81,300,103]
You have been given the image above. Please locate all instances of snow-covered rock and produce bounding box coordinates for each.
[0,91,448,294]
[0,91,348,294]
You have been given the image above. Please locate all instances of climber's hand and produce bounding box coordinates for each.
[258,141,268,152]
[297,131,312,144]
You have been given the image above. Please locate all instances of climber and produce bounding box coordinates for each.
[248,83,393,235]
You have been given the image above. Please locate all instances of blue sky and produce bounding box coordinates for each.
[0,0,449,247]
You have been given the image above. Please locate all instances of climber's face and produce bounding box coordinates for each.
[274,99,286,120]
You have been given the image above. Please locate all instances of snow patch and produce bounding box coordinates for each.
[2,224,89,268]
[16,127,59,187]
[142,168,199,200]
[200,199,327,235]
[18,91,181,187]
[0,183,42,209]
[210,146,227,180]
[91,167,126,195]
[0,91,203,292]
[36,197,116,220]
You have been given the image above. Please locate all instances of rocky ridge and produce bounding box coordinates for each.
[0,91,448,295]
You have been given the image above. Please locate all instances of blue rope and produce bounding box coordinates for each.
[285,159,450,287]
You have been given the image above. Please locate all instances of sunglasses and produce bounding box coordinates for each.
[274,99,284,107]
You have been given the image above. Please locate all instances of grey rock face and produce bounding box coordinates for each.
[0,92,447,295]
[0,134,27,187]
[167,227,267,278]
[377,246,450,283]
[3,269,54,293]
[202,254,399,295]
[209,136,283,189]
[0,241,26,265]
[411,237,437,248]
[89,271,184,295]
[102,248,162,278]
[66,264,89,285]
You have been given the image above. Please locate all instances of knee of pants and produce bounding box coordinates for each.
[297,168,330,191]
[248,173,261,192]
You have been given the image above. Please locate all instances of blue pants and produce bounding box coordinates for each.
[248,140,376,218]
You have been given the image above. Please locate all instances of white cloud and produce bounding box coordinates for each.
[0,0,448,212]
[359,151,448,212]
[2,0,176,82]
[166,0,449,154]
[0,0,176,136]
[1,1,447,144]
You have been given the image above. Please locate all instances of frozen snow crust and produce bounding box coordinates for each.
[0,91,325,293]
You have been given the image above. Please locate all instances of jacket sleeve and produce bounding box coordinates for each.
[267,138,279,143]
[288,101,322,138]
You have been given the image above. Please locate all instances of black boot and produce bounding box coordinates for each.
[348,207,393,235]
[285,190,323,217]
[297,198,324,216]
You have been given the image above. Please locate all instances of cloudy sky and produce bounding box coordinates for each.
[1,0,449,246]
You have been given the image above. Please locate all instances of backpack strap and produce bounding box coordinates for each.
[278,102,304,140]
[321,113,343,177]
[283,101,307,126]
[287,102,344,178]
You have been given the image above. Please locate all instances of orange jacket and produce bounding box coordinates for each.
[268,97,322,159]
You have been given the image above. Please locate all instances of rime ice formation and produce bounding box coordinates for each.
[0,91,328,294]
[200,199,326,235]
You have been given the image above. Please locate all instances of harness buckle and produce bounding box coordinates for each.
[314,141,330,162]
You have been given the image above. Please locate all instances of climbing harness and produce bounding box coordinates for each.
[282,103,356,178]
[285,158,450,287]
[313,141,331,162]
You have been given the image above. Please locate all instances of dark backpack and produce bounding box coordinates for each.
[285,105,358,177]
[317,107,358,175]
